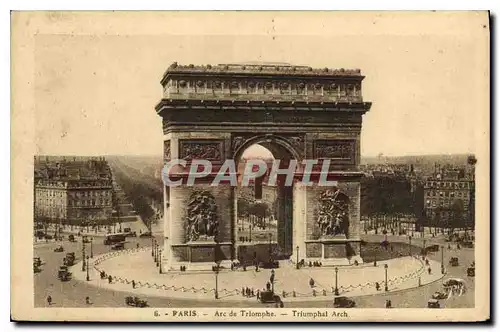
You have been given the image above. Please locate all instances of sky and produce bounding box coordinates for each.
[32,12,489,158]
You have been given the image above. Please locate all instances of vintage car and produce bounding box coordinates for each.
[467,266,475,277]
[427,299,441,308]
[54,246,64,252]
[111,242,125,250]
[82,236,90,243]
[426,244,440,253]
[64,252,76,266]
[432,291,448,300]
[259,291,281,304]
[139,231,152,238]
[68,234,76,242]
[449,257,459,266]
[334,296,356,308]
[58,265,72,281]
[125,296,148,307]
[462,241,474,248]
[33,262,41,273]
[33,257,42,267]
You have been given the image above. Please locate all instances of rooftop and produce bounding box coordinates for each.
[162,62,363,82]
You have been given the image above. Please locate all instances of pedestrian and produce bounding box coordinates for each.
[85,296,91,305]
[428,267,432,275]
[136,243,139,249]
[385,299,392,308]
[251,288,255,297]
[242,287,245,296]
[256,290,260,300]
[279,301,284,308]
[309,278,315,288]
[132,280,136,289]
[266,281,271,291]
[46,295,52,306]
[108,275,112,284]
[375,282,380,291]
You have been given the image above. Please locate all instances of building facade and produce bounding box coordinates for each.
[34,156,113,225]
[423,163,475,227]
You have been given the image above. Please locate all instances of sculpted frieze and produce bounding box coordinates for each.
[313,139,356,164]
[179,140,223,162]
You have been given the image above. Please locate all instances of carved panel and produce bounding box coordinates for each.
[316,189,350,238]
[313,139,356,164]
[186,190,219,242]
[163,140,171,162]
[179,140,223,162]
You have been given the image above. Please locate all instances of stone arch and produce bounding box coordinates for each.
[232,134,302,162]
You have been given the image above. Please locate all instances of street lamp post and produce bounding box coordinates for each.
[384,264,388,291]
[441,245,445,274]
[156,244,159,267]
[90,237,93,258]
[334,267,339,295]
[374,250,377,267]
[151,237,154,256]
[214,264,220,299]
[409,235,412,256]
[268,233,273,263]
[296,246,300,269]
[270,269,275,294]
[82,240,86,272]
[214,230,221,300]
[159,249,162,274]
[422,239,426,257]
[86,255,90,281]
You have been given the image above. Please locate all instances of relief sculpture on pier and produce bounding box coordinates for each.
[186,190,219,242]
[317,188,350,238]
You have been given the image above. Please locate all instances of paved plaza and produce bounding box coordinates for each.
[70,246,442,302]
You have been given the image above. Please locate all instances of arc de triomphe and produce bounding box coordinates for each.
[155,63,371,271]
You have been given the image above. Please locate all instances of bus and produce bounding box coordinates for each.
[104,233,127,245]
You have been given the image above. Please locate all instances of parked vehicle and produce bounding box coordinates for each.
[467,266,475,277]
[449,257,459,266]
[82,236,90,243]
[54,246,64,252]
[45,234,53,240]
[333,296,356,308]
[427,299,440,308]
[33,262,41,273]
[68,234,76,242]
[139,232,152,238]
[259,291,281,304]
[125,296,148,307]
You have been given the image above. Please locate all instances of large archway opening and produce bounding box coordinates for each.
[234,138,297,266]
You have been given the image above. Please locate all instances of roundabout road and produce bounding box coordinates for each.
[34,234,475,308]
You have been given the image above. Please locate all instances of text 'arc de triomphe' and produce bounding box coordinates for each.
[155,63,372,271]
